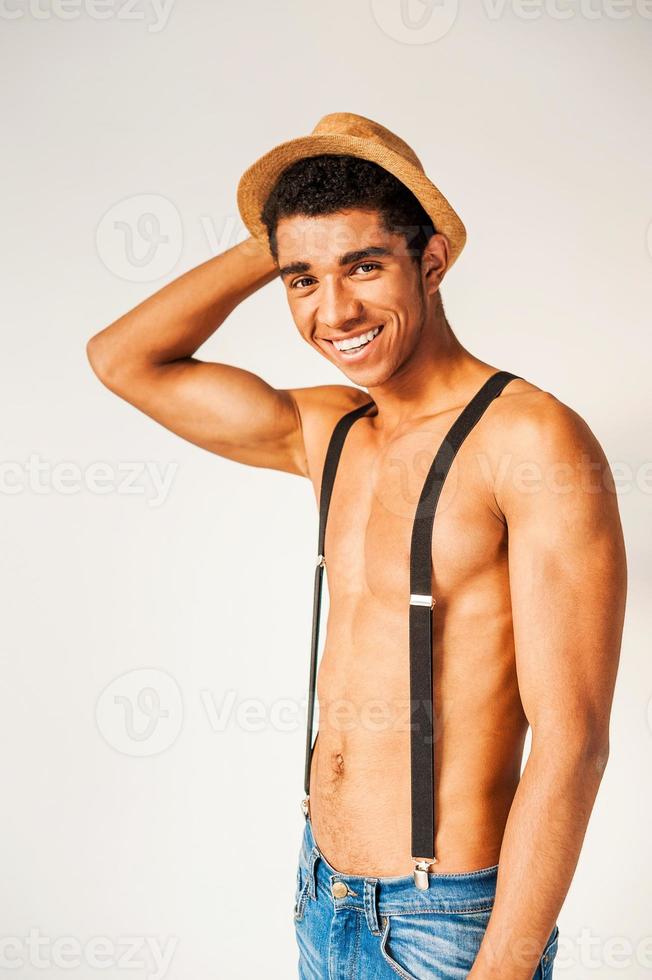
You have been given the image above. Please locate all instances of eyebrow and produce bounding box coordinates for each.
[278,245,392,280]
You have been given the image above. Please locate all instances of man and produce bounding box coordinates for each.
[87,113,627,979]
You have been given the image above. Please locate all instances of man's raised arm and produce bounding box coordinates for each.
[86,236,309,476]
[468,391,627,980]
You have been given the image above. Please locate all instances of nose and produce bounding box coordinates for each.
[317,278,364,335]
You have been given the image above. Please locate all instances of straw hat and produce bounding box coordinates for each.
[236,111,466,268]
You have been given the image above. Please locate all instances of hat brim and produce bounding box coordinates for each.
[236,133,466,269]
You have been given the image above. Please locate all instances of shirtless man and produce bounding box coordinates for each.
[86,115,626,979]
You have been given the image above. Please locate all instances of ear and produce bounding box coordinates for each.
[420,233,449,296]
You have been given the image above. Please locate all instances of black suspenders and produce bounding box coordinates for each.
[301,370,520,889]
[302,398,377,799]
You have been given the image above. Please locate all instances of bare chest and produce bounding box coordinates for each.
[317,417,507,610]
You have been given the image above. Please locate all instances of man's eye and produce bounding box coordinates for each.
[354,262,380,274]
[291,277,315,290]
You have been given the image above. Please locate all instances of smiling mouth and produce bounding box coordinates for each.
[327,324,384,357]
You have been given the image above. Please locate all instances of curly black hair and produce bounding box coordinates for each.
[260,154,437,266]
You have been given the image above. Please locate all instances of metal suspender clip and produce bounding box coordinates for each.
[316,554,326,568]
[409,594,435,608]
[413,856,438,890]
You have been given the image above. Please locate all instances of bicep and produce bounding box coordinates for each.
[499,397,626,750]
[91,354,308,476]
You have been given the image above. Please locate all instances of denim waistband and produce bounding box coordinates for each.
[299,814,499,914]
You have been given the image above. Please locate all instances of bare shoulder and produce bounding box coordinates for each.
[287,383,373,485]
[493,377,604,455]
[487,376,617,515]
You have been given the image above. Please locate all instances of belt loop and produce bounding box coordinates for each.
[363,879,381,936]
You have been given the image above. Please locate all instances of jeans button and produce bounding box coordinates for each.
[331,881,348,898]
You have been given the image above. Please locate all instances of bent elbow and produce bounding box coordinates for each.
[86,333,123,390]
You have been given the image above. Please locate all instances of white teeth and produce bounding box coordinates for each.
[333,326,381,352]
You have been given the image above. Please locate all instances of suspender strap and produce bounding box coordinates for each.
[409,370,520,881]
[303,398,376,796]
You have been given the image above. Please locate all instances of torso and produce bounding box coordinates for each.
[302,371,539,876]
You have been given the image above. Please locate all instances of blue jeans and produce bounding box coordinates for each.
[293,814,559,979]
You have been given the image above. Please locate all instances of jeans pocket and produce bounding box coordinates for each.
[380,908,493,980]
[379,914,419,980]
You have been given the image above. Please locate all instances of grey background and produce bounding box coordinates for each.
[1,1,650,977]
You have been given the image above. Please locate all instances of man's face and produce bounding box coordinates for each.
[275,208,434,388]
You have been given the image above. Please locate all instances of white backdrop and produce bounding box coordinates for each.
[1,1,650,977]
